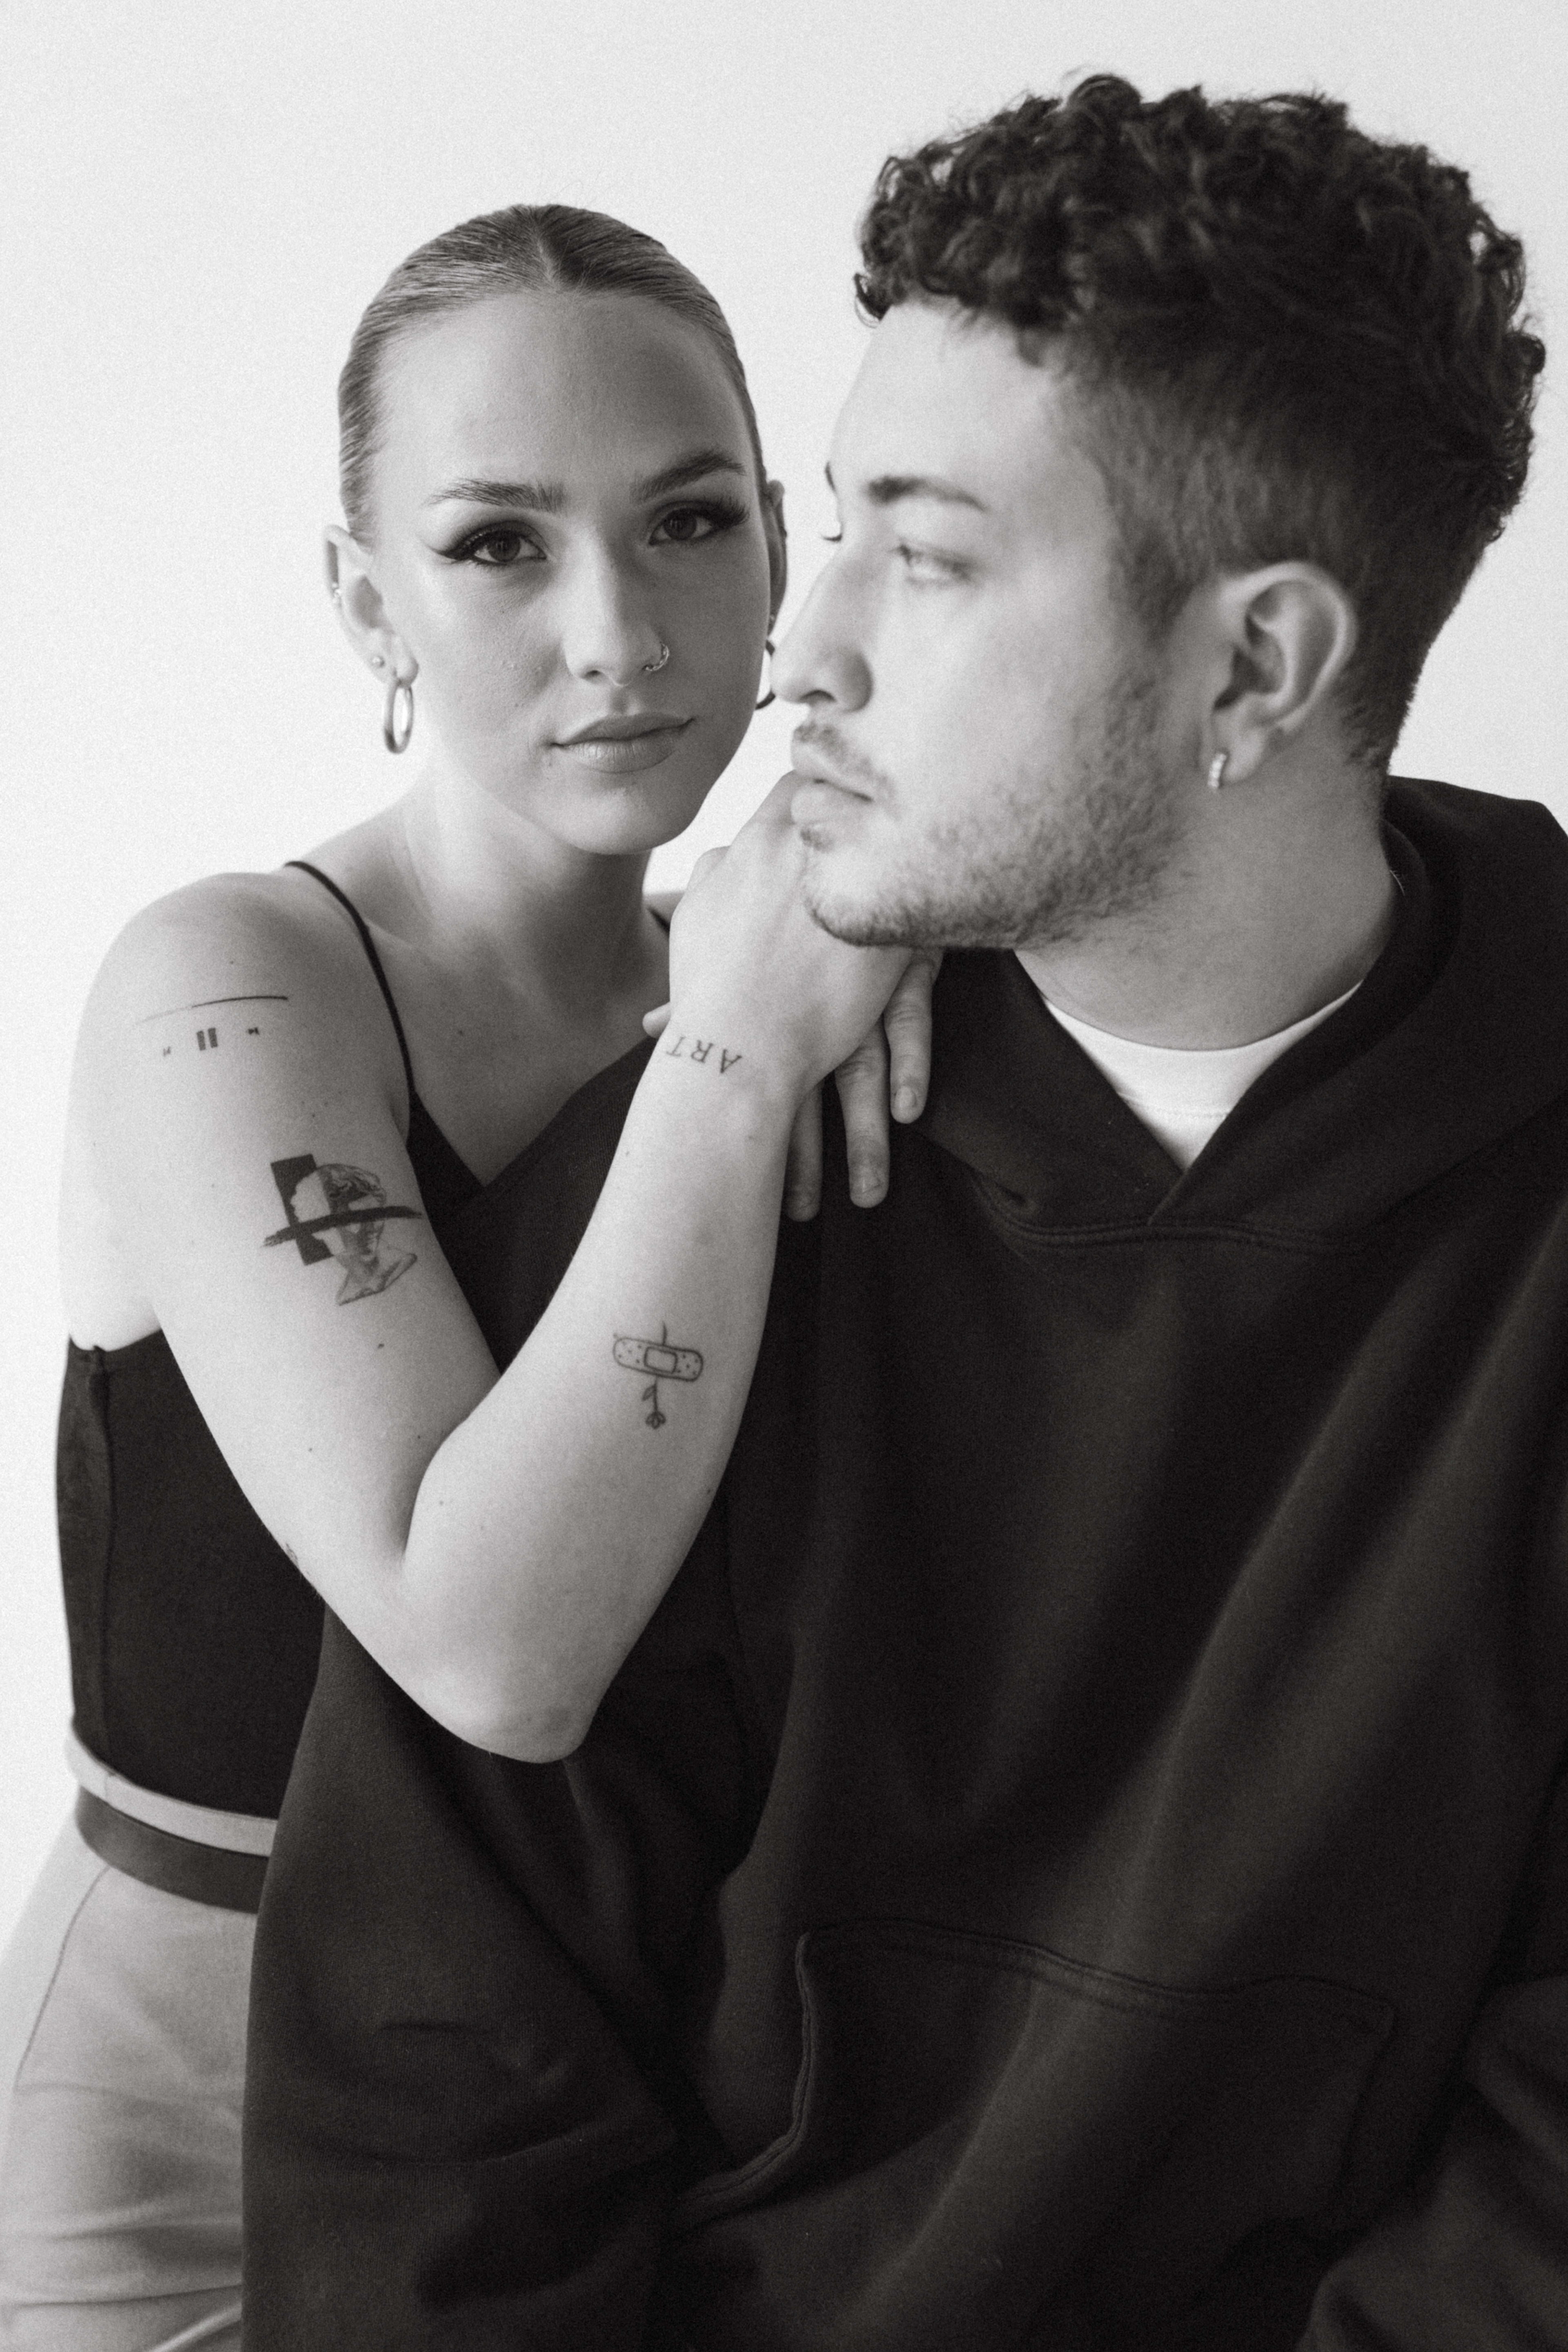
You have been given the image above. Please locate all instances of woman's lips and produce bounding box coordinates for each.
[553,717,693,773]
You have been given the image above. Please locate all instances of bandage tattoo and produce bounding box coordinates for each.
[612,1323,704,1428]
[263,1156,421,1304]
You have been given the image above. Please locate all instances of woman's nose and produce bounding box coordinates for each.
[559,549,664,686]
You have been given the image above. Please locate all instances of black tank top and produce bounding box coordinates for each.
[56,864,489,1816]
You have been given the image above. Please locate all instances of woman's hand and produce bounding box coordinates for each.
[641,775,942,1217]
[779,953,941,1218]
[644,955,940,1215]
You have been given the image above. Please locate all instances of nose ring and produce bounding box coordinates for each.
[642,642,670,675]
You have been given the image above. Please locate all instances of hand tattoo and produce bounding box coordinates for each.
[613,1324,704,1428]
[263,1155,421,1304]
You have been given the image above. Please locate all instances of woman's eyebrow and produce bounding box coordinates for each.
[423,477,567,512]
[423,451,746,515]
[630,449,748,501]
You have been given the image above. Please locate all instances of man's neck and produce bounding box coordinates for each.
[1017,772,1397,1050]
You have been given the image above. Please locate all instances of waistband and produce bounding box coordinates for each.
[67,1730,275,1915]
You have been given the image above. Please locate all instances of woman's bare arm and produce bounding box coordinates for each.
[74,790,907,1762]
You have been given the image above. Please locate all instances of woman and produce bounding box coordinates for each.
[0,205,932,2350]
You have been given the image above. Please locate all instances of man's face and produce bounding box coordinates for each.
[773,299,1190,950]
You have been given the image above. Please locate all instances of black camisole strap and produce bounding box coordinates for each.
[285,860,416,1104]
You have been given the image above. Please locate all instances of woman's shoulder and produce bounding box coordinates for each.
[82,866,368,1046]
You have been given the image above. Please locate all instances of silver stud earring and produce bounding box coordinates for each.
[370,654,385,669]
[1206,751,1228,792]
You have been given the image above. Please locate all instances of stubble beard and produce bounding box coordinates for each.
[802,666,1183,953]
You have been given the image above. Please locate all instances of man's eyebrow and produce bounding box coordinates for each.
[866,474,988,512]
[423,450,746,513]
[825,460,987,513]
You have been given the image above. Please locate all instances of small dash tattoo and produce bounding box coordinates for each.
[612,1323,704,1428]
[136,993,289,1027]
[263,1156,421,1304]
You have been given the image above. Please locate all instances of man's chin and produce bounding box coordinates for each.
[801,856,997,953]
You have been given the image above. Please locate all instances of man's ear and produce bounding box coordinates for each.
[1207,564,1358,784]
[325,526,417,684]
[763,479,788,630]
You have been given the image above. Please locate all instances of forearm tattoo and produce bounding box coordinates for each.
[613,1325,704,1428]
[664,1034,744,1074]
[264,1156,421,1304]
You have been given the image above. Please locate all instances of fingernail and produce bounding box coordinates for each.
[893,1085,920,1120]
[851,1167,885,1203]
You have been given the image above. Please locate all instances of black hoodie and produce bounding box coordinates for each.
[243,781,1568,2352]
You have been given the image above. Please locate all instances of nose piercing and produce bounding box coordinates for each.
[643,642,671,675]
[1206,751,1228,792]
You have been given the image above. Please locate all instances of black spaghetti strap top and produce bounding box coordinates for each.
[56,866,489,1815]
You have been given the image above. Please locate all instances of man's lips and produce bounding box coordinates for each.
[788,747,873,798]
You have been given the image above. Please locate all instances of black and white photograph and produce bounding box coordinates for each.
[3,1,1566,2342]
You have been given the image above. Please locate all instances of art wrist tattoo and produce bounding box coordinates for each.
[264,1156,421,1304]
[613,1324,704,1428]
[664,1033,744,1074]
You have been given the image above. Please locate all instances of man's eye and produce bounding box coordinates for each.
[651,500,746,547]
[896,543,967,584]
[454,528,540,567]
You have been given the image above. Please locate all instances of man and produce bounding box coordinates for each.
[244,78,1560,2349]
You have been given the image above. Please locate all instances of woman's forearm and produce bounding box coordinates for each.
[399,1035,796,1758]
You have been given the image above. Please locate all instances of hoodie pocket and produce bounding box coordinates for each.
[668,1918,1392,2352]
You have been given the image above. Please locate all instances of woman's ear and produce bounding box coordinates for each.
[1206,563,1358,784]
[324,526,416,683]
[763,479,788,630]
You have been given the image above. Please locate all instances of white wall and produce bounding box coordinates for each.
[3,0,1564,1943]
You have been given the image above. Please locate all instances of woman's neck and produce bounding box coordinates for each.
[384,768,660,1006]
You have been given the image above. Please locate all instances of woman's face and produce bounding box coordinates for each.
[340,289,781,855]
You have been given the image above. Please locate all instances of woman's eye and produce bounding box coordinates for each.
[455,527,539,568]
[651,501,745,547]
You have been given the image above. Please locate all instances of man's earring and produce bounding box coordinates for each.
[1206,751,1228,792]
[383,672,415,755]
[756,639,775,712]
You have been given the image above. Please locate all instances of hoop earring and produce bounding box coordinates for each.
[756,638,776,711]
[1206,751,1228,792]
[383,674,415,755]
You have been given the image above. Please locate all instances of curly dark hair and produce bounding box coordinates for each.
[857,77,1545,771]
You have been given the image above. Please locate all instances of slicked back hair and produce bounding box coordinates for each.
[857,78,1545,772]
[338,203,765,541]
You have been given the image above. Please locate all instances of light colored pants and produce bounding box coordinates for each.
[0,1811,252,2350]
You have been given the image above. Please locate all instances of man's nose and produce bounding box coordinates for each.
[773,557,872,710]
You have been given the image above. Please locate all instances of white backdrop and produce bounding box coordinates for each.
[3,0,1564,1945]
